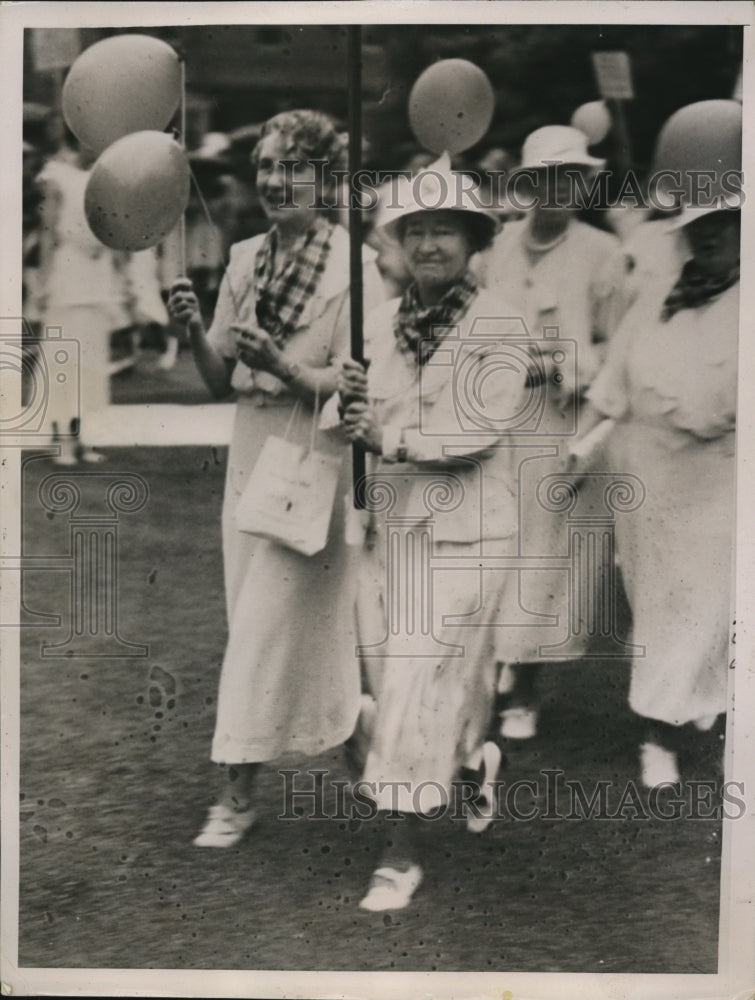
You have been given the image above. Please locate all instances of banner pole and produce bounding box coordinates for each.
[347,26,366,509]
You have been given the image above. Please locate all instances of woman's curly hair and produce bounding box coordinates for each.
[251,109,347,212]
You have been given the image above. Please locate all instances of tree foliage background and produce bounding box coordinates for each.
[365,24,741,173]
[24,23,742,178]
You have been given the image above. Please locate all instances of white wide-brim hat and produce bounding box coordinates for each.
[666,189,742,231]
[512,124,605,174]
[653,100,742,232]
[377,152,499,239]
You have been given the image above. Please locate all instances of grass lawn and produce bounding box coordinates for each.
[109,347,224,407]
[17,445,724,972]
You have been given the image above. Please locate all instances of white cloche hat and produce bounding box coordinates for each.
[514,125,605,173]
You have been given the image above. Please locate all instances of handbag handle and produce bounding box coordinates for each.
[281,383,322,457]
[282,399,302,443]
[308,382,320,456]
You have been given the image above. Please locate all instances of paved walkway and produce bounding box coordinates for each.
[87,404,236,447]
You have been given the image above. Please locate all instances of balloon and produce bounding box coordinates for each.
[408,59,495,155]
[652,100,742,207]
[85,131,190,252]
[63,34,181,155]
[653,100,742,174]
[571,101,612,145]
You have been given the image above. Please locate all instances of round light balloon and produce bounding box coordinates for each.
[652,100,742,208]
[85,131,190,252]
[63,34,181,155]
[653,99,742,174]
[571,101,612,145]
[408,59,495,155]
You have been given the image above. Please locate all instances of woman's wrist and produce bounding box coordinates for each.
[277,358,301,384]
[381,425,406,462]
[187,316,206,339]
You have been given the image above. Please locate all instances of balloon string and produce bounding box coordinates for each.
[178,57,187,275]
[187,163,243,320]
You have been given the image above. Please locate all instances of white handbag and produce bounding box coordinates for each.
[234,393,341,557]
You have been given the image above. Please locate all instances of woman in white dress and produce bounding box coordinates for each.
[168,110,384,846]
[479,126,630,739]
[36,136,131,464]
[581,196,739,787]
[340,156,527,911]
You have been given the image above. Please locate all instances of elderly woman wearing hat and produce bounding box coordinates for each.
[578,102,741,788]
[339,154,527,911]
[167,109,384,848]
[479,125,630,740]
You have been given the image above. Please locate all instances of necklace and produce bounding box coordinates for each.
[524,226,569,256]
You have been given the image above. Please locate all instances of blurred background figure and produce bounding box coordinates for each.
[109,247,174,375]
[607,108,699,307]
[224,123,270,245]
[22,118,48,320]
[156,132,240,371]
[35,128,132,464]
[582,101,741,788]
[616,208,687,308]
[473,144,519,224]
[21,103,53,408]
[479,125,630,740]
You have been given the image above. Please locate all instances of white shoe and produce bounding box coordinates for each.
[496,662,516,695]
[107,355,138,376]
[77,447,106,464]
[358,865,423,912]
[464,744,483,771]
[693,714,719,732]
[500,707,538,740]
[467,741,502,834]
[640,742,680,789]
[358,693,377,741]
[157,340,178,371]
[193,804,256,848]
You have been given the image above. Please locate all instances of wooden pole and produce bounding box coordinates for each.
[347,26,366,509]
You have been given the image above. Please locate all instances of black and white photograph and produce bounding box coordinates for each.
[1,2,754,998]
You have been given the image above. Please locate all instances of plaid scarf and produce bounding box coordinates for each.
[660,260,740,323]
[394,272,478,365]
[254,220,333,345]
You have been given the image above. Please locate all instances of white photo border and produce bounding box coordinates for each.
[1,3,753,998]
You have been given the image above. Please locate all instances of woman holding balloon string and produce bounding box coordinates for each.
[167,109,385,848]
